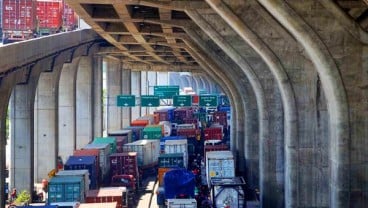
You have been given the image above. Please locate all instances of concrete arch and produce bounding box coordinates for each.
[257,0,350,207]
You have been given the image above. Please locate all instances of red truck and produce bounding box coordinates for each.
[2,0,37,43]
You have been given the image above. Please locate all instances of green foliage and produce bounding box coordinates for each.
[14,190,31,205]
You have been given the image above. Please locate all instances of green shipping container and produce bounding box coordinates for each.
[143,126,163,140]
[48,176,84,203]
[158,153,184,168]
[93,137,117,154]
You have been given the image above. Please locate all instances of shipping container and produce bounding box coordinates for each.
[62,1,78,31]
[204,144,229,159]
[204,127,223,140]
[123,126,144,141]
[157,167,173,186]
[183,118,199,129]
[177,128,200,139]
[109,152,139,185]
[2,0,37,43]
[93,137,117,154]
[177,124,196,130]
[159,121,172,137]
[164,169,195,199]
[205,151,235,186]
[159,136,186,153]
[192,95,199,105]
[212,111,228,127]
[122,139,160,169]
[64,155,98,190]
[56,169,90,193]
[167,198,197,208]
[73,149,100,179]
[36,0,62,36]
[83,143,111,180]
[174,108,193,122]
[154,107,175,123]
[210,177,246,208]
[143,125,163,140]
[108,129,132,152]
[164,140,188,168]
[130,119,149,127]
[158,153,184,168]
[79,202,117,208]
[48,176,85,203]
[85,187,128,208]
[49,202,80,208]
[137,114,155,124]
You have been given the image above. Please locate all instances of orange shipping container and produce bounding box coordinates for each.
[85,187,128,208]
[158,167,173,186]
[130,119,149,127]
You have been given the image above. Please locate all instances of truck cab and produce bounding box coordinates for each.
[111,174,136,192]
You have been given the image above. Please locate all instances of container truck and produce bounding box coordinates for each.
[79,202,117,208]
[55,169,90,193]
[164,140,188,168]
[36,0,63,36]
[167,198,197,208]
[108,129,133,152]
[85,187,129,208]
[48,176,85,203]
[210,177,246,208]
[109,152,140,191]
[64,155,98,189]
[205,151,235,186]
[93,137,117,154]
[159,136,186,153]
[62,1,78,31]
[2,0,37,43]
[83,143,111,181]
[122,139,160,174]
[163,169,195,200]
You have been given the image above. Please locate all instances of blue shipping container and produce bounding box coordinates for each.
[64,155,98,189]
[124,126,144,141]
[160,136,186,152]
[48,176,84,203]
[164,169,195,199]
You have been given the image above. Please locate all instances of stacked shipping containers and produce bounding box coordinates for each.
[48,176,85,203]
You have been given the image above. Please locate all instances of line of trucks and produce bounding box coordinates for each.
[12,104,246,208]
[1,0,79,44]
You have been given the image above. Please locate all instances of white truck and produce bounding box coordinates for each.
[167,198,197,208]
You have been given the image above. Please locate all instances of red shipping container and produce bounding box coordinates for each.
[2,0,37,41]
[204,127,223,140]
[109,152,139,179]
[177,128,200,138]
[62,1,78,31]
[86,187,128,208]
[36,0,62,31]
[204,144,229,159]
[174,108,193,121]
[73,149,100,178]
[154,110,169,123]
[130,119,149,127]
[183,118,199,129]
[213,111,228,127]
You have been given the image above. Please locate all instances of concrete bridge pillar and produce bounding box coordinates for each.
[121,68,131,128]
[93,56,103,137]
[131,71,141,120]
[58,58,79,163]
[75,56,93,149]
[33,66,62,182]
[106,59,122,132]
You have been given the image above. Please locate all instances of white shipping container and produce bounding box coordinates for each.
[164,139,188,168]
[56,169,90,193]
[83,143,111,178]
[159,121,172,137]
[167,198,197,208]
[123,139,160,167]
[206,151,235,186]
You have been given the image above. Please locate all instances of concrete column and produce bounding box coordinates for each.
[0,72,18,207]
[58,58,79,163]
[75,56,93,149]
[141,71,148,116]
[33,66,62,182]
[106,59,122,132]
[147,71,157,114]
[131,71,141,120]
[93,56,103,137]
[121,68,131,128]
